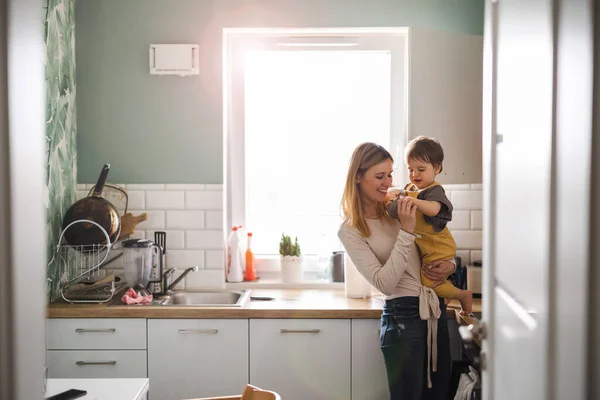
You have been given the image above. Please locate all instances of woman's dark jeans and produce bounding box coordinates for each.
[380,296,451,400]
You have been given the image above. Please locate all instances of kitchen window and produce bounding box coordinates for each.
[224,28,408,272]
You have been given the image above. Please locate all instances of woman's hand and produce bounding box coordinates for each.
[421,259,455,286]
[397,197,417,234]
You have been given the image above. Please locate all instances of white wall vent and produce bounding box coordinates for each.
[149,44,199,76]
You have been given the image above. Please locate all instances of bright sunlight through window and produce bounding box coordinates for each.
[244,50,392,255]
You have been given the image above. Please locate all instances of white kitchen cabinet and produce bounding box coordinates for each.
[46,318,147,350]
[46,350,147,379]
[407,28,483,185]
[46,318,147,379]
[147,319,248,400]
[351,319,388,400]
[249,319,351,400]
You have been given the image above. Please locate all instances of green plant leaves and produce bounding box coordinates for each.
[44,0,76,301]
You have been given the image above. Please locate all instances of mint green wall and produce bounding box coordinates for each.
[45,0,77,300]
[76,0,484,184]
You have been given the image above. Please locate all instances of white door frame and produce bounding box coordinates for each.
[0,0,47,399]
[482,1,595,399]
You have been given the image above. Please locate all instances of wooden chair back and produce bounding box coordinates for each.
[183,384,281,400]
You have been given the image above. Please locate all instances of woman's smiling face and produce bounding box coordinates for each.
[358,159,394,206]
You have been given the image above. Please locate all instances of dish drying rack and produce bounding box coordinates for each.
[53,220,126,304]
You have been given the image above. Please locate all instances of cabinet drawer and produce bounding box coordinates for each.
[46,318,146,350]
[46,350,147,378]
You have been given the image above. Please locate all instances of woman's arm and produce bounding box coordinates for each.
[421,259,456,285]
[339,198,418,295]
[339,228,415,295]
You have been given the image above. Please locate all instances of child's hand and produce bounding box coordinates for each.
[385,188,402,203]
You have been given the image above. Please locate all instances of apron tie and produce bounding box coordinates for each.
[420,286,441,388]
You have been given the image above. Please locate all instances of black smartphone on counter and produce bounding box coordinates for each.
[45,388,87,400]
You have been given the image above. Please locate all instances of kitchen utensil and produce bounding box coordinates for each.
[149,231,167,294]
[118,213,148,240]
[62,164,121,246]
[154,231,167,255]
[122,239,162,294]
[87,183,129,213]
[330,251,345,282]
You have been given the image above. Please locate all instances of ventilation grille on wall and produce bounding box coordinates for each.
[149,44,199,76]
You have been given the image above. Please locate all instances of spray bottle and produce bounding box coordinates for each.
[227,226,244,282]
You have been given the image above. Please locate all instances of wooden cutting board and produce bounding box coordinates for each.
[118,212,147,240]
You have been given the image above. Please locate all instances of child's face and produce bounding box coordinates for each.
[406,158,440,189]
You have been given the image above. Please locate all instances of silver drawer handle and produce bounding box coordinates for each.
[280,329,321,334]
[75,328,116,333]
[178,329,219,334]
[76,361,117,366]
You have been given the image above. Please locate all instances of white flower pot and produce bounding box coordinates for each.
[280,255,303,283]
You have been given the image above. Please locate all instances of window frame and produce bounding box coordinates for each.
[223,28,410,272]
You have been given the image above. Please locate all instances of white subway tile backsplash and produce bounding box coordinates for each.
[146,230,185,250]
[76,184,87,190]
[471,211,483,230]
[75,190,88,201]
[187,230,224,249]
[126,191,146,210]
[443,184,471,190]
[205,210,224,230]
[165,184,205,190]
[185,269,226,290]
[448,211,470,230]
[166,250,205,269]
[204,184,224,190]
[166,211,205,230]
[455,250,471,265]
[186,191,223,210]
[130,230,146,240]
[130,210,165,230]
[126,184,165,190]
[77,182,485,284]
[451,190,483,210]
[452,230,482,249]
[146,191,184,210]
[205,249,225,270]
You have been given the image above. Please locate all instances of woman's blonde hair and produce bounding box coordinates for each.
[341,142,395,237]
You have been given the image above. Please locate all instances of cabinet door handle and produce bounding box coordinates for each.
[76,361,117,366]
[280,329,320,334]
[75,328,116,333]
[178,329,218,334]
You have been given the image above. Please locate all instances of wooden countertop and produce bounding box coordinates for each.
[47,289,482,320]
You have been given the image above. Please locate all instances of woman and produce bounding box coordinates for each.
[338,142,455,400]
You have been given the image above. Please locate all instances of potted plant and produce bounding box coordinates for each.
[279,233,303,282]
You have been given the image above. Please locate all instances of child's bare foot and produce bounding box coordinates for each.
[457,289,473,316]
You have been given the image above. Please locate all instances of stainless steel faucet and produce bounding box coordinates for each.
[162,266,199,294]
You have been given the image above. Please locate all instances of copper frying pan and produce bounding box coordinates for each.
[62,164,120,246]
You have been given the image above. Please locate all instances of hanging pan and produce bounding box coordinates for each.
[62,164,121,247]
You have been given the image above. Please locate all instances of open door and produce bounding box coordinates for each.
[478,1,595,399]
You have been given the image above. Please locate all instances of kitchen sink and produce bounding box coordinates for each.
[156,290,250,307]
